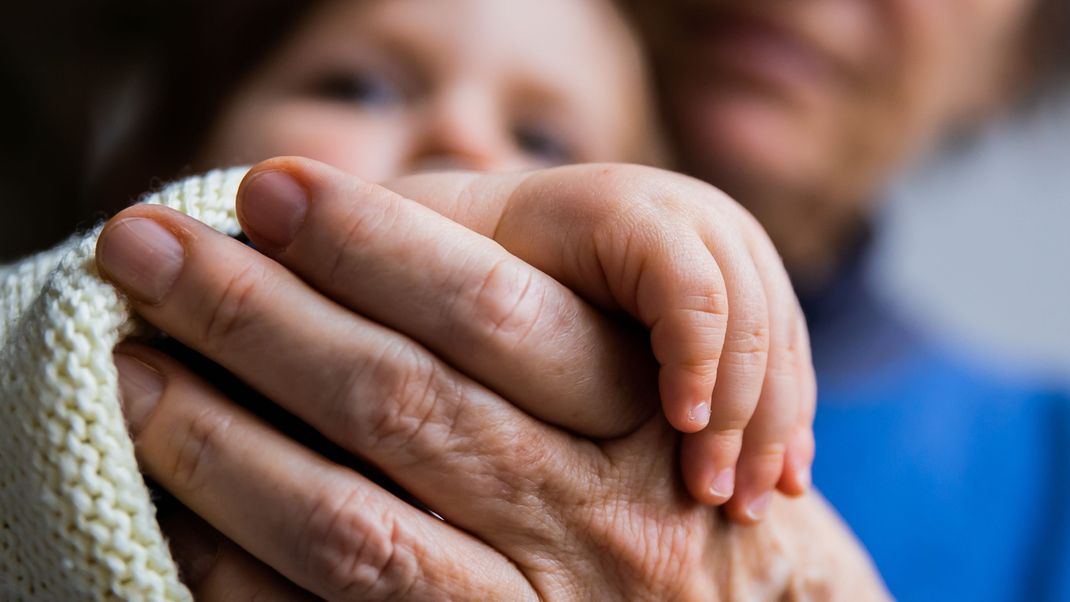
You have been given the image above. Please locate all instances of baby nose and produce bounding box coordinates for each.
[411,89,512,172]
[412,128,506,173]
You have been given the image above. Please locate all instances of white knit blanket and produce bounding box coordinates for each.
[1,168,249,601]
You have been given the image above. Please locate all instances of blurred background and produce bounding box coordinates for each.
[3,2,1065,383]
[874,88,1070,382]
[1,1,294,260]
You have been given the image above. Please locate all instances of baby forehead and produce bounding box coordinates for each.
[290,0,645,83]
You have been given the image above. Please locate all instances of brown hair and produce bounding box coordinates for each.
[84,0,321,214]
[0,1,323,259]
[2,0,1065,259]
[43,1,1070,209]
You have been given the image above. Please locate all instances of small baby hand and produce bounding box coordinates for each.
[477,164,816,523]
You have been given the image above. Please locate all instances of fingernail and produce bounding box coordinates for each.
[709,468,735,500]
[238,170,308,249]
[688,401,711,429]
[98,218,185,304]
[745,491,773,521]
[114,353,164,436]
[796,466,812,491]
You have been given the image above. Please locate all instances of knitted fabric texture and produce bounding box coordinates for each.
[1,167,249,601]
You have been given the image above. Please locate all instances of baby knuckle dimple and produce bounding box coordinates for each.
[764,352,800,384]
[604,192,665,240]
[594,165,701,220]
[725,319,771,357]
[672,358,723,384]
[583,162,646,192]
[709,422,749,443]
[166,406,234,493]
[747,441,789,465]
[298,488,419,600]
[761,331,798,371]
[679,287,731,320]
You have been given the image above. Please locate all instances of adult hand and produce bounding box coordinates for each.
[100,158,883,599]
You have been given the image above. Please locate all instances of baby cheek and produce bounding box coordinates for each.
[258,104,415,183]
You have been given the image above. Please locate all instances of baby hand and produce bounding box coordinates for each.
[423,163,817,523]
[266,158,815,523]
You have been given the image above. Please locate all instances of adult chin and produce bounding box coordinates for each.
[665,79,882,285]
[668,82,831,208]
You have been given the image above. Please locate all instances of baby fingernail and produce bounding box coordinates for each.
[688,401,711,429]
[114,353,164,436]
[796,466,812,490]
[745,492,773,521]
[238,170,308,249]
[709,468,735,500]
[98,218,185,304]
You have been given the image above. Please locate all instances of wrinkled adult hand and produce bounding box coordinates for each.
[100,158,885,600]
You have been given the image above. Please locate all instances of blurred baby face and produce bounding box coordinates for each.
[637,0,1039,207]
[198,0,656,181]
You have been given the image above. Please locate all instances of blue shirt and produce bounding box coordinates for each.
[807,259,1070,601]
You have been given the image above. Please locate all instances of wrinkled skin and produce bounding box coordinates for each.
[106,159,888,600]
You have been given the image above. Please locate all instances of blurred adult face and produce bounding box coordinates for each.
[636,0,1038,272]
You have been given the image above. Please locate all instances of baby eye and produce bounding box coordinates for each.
[316,70,404,108]
[513,124,576,165]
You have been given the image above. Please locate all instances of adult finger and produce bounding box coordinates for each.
[97,211,586,541]
[161,510,316,601]
[235,157,656,438]
[116,344,536,602]
[195,541,316,602]
[390,164,771,439]
[391,164,775,507]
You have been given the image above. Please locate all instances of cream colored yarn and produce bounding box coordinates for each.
[1,167,249,601]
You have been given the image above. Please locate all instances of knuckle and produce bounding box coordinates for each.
[763,346,800,383]
[461,259,547,352]
[709,423,749,441]
[484,429,556,508]
[665,305,730,345]
[784,329,802,357]
[299,488,419,600]
[576,166,666,230]
[587,163,648,195]
[594,164,696,219]
[166,407,233,493]
[673,357,722,382]
[351,339,455,457]
[680,288,730,319]
[200,261,270,349]
[650,308,728,369]
[725,318,771,358]
[607,192,665,237]
[326,185,403,290]
[746,441,789,465]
